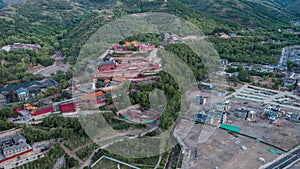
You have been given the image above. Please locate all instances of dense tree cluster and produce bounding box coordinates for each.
[25,115,86,144]
[179,0,298,29]
[237,67,253,83]
[0,120,17,131]
[0,0,89,84]
[210,37,281,64]
[129,72,181,130]
[0,50,51,84]
[164,43,208,81]
[0,0,299,86]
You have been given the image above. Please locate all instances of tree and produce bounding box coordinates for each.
[119,40,126,45]
[8,90,18,103]
[0,120,16,131]
[106,93,113,105]
[287,60,294,71]
[59,79,69,89]
[0,107,18,119]
[237,68,252,83]
[65,155,77,168]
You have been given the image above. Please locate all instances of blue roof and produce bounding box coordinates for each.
[24,81,42,88]
[0,84,23,92]
[17,88,29,95]
[0,78,58,92]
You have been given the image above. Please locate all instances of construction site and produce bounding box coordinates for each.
[173,82,300,169]
[223,85,300,150]
[176,124,279,169]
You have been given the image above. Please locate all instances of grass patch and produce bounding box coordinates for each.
[76,143,98,160]
[64,134,91,151]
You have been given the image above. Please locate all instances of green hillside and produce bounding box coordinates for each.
[177,0,298,29]
[0,0,6,9]
[264,0,300,15]
[286,1,300,15]
[0,0,91,83]
[264,0,298,7]
[0,0,299,83]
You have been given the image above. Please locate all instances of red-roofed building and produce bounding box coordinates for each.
[0,149,33,164]
[31,106,53,116]
[139,45,155,51]
[99,61,117,71]
[14,107,24,114]
[152,65,159,70]
[60,103,76,113]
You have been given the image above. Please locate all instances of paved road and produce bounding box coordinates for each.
[265,148,300,169]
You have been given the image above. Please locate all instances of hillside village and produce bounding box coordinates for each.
[0,0,299,169]
[0,34,299,168]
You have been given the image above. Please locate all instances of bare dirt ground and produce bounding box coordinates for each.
[253,76,274,88]
[227,100,300,150]
[184,127,278,169]
[26,63,44,73]
[174,88,296,169]
[228,116,300,150]
[290,161,300,169]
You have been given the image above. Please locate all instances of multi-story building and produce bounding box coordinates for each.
[0,129,32,163]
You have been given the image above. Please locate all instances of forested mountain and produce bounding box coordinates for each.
[268,0,300,16]
[0,0,91,82]
[0,0,299,83]
[266,0,298,7]
[0,0,6,9]
[177,0,299,29]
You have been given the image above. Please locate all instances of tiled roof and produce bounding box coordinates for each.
[0,78,58,92]
[81,91,105,101]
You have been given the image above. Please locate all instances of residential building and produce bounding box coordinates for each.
[17,88,29,101]
[98,61,116,71]
[195,96,206,105]
[286,113,300,123]
[59,103,76,113]
[1,45,11,52]
[220,59,228,65]
[0,94,6,105]
[1,43,41,52]
[200,82,213,90]
[257,65,275,73]
[0,129,32,163]
[0,78,58,102]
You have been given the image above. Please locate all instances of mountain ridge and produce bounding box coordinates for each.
[263,0,300,15]
[176,0,299,29]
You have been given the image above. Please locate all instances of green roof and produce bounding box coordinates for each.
[219,124,240,133]
[269,148,282,155]
[144,120,155,124]
[80,114,87,117]
[124,117,131,120]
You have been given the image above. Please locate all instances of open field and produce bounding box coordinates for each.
[290,161,300,169]
[179,125,279,169]
[228,116,300,150]
[227,99,300,151]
